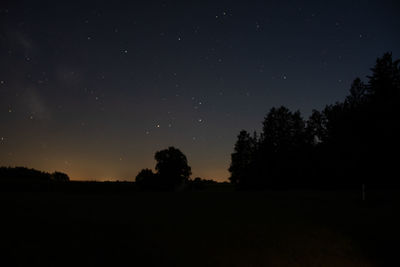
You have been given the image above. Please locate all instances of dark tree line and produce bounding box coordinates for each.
[229,53,400,190]
[0,167,70,182]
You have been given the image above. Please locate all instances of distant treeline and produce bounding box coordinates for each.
[229,52,400,190]
[0,167,70,192]
[0,166,230,193]
[0,167,69,182]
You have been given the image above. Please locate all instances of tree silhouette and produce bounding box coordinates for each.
[135,168,157,189]
[346,78,367,108]
[51,171,70,182]
[154,147,191,189]
[261,106,306,153]
[136,168,155,182]
[367,52,400,101]
[228,130,257,188]
[305,109,327,146]
[365,52,400,182]
[259,106,306,186]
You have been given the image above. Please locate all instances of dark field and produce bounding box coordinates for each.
[1,190,399,266]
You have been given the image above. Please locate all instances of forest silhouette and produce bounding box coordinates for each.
[229,52,400,190]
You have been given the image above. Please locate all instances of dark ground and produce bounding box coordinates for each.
[1,189,399,266]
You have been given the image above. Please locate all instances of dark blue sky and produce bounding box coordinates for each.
[1,0,399,181]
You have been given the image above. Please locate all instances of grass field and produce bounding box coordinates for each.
[1,190,399,266]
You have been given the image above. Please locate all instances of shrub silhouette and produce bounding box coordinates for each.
[135,168,157,189]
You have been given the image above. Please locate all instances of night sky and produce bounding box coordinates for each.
[1,1,399,181]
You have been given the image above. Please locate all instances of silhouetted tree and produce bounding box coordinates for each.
[136,168,155,183]
[346,78,367,108]
[367,52,400,102]
[228,130,257,187]
[154,147,191,189]
[259,106,306,186]
[364,52,400,182]
[305,109,327,146]
[135,168,157,189]
[51,171,70,182]
[261,106,306,152]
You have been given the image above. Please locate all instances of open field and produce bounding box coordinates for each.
[1,190,399,266]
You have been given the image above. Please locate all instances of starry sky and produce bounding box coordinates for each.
[1,1,399,181]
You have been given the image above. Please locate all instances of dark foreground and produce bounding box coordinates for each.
[1,190,399,266]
